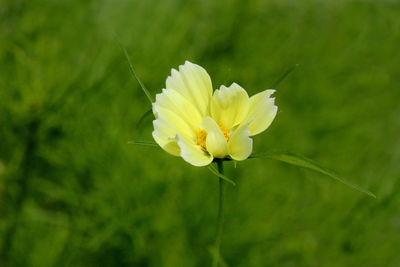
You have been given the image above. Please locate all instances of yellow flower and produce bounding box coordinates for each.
[152,61,277,166]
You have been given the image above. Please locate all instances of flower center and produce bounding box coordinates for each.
[196,123,230,150]
[218,122,230,142]
[196,129,208,149]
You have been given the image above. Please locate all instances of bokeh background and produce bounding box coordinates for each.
[1,0,400,266]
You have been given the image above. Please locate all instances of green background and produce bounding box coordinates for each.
[1,0,399,266]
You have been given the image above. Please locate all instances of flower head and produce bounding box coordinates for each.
[152,61,277,166]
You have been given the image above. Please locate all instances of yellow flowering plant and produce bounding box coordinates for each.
[123,48,375,266]
[152,61,277,167]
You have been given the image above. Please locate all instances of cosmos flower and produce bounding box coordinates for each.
[152,61,277,166]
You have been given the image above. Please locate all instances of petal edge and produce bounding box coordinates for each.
[228,122,253,161]
[246,89,277,136]
[176,135,213,167]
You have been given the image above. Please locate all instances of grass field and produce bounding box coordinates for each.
[1,0,400,266]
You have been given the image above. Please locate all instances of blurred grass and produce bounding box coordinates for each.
[1,0,400,266]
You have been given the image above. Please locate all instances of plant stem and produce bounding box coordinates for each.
[212,160,226,267]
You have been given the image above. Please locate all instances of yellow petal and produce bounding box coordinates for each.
[153,88,202,132]
[152,107,195,156]
[201,117,229,158]
[166,61,212,117]
[246,89,277,136]
[152,119,180,156]
[211,83,249,129]
[228,122,253,161]
[176,135,213,166]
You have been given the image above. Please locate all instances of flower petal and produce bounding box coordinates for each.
[176,135,213,166]
[152,118,181,156]
[245,89,277,136]
[152,107,195,156]
[153,88,202,132]
[166,61,212,117]
[210,83,249,129]
[228,122,253,161]
[201,117,229,158]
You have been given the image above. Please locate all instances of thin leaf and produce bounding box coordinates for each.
[128,140,158,147]
[252,151,376,198]
[208,165,236,186]
[136,109,153,128]
[117,40,154,103]
[208,246,228,267]
[270,64,299,88]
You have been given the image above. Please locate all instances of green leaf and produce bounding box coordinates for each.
[270,64,299,88]
[252,151,376,198]
[136,108,153,128]
[128,140,158,147]
[208,165,236,186]
[208,245,228,267]
[117,40,154,103]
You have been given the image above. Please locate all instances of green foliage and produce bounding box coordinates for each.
[251,152,376,198]
[1,0,400,266]
[120,40,154,104]
[208,164,236,186]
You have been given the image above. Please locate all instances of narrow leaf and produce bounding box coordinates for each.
[270,64,299,88]
[136,109,153,128]
[128,140,158,147]
[252,151,376,198]
[118,41,154,103]
[208,246,228,267]
[208,165,236,186]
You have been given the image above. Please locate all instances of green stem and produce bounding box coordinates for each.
[212,160,226,267]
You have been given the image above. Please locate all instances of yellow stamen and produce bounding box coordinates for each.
[196,122,230,150]
[218,122,230,141]
[196,129,207,149]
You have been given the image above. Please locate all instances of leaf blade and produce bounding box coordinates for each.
[269,64,299,89]
[252,151,376,198]
[208,165,236,186]
[117,40,154,103]
[128,140,159,147]
[136,108,153,128]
